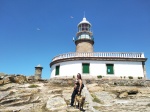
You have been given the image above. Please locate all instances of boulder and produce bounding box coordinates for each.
[88,86,104,92]
[3,77,10,84]
[27,76,35,81]
[118,92,128,98]
[14,75,27,83]
[46,97,67,111]
[127,88,138,94]
[0,73,6,78]
[87,83,98,89]
[114,87,138,94]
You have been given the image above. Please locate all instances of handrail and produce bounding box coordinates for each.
[52,52,145,62]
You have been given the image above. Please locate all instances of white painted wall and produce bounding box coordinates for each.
[50,60,144,78]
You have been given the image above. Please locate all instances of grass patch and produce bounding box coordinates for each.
[138,77,142,79]
[128,76,133,79]
[91,93,103,104]
[28,84,39,88]
[93,106,101,110]
[97,75,102,79]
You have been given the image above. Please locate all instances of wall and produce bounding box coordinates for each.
[49,78,150,87]
[50,60,144,78]
[76,41,93,52]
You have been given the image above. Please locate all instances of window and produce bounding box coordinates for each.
[55,65,60,75]
[82,63,90,74]
[106,64,114,74]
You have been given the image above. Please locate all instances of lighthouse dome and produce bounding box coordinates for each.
[78,17,91,26]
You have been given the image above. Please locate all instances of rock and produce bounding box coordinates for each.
[87,83,104,92]
[66,108,80,112]
[0,86,11,91]
[49,94,63,98]
[88,86,104,92]
[0,80,4,85]
[87,83,98,89]
[0,97,21,104]
[101,83,110,91]
[18,93,32,97]
[127,88,138,94]
[46,96,67,111]
[113,87,138,94]
[14,75,27,83]
[118,92,128,98]
[30,96,40,103]
[48,89,62,94]
[5,96,31,106]
[3,77,11,84]
[68,80,74,85]
[0,91,12,101]
[0,73,6,80]
[27,76,35,81]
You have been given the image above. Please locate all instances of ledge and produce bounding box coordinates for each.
[50,57,147,67]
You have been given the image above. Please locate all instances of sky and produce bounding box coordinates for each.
[0,0,150,79]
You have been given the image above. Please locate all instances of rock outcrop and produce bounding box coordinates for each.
[0,78,150,112]
[46,97,67,111]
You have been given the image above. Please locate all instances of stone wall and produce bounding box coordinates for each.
[76,41,93,52]
[49,78,150,87]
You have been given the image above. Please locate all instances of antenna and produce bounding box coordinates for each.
[84,11,85,17]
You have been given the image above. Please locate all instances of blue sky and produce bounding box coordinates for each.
[0,0,150,79]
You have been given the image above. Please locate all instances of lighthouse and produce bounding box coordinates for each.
[75,17,94,52]
[50,17,147,79]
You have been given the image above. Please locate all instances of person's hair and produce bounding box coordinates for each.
[77,73,82,80]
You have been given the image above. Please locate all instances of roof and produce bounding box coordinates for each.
[35,64,43,68]
[78,17,91,26]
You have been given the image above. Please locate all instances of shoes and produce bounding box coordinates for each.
[68,104,74,107]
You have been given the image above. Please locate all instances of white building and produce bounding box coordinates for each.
[50,17,147,79]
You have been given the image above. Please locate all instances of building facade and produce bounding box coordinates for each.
[50,18,147,79]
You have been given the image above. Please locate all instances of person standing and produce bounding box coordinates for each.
[70,73,83,106]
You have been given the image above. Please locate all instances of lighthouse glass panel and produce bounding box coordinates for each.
[106,64,114,74]
[82,63,90,74]
[55,65,60,75]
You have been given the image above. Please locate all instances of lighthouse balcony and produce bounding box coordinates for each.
[52,52,145,62]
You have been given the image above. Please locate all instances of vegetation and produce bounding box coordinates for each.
[91,93,103,104]
[28,84,39,88]
[73,75,75,78]
[93,106,101,110]
[138,77,142,79]
[128,76,133,79]
[97,75,102,79]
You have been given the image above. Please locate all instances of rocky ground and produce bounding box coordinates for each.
[0,77,150,112]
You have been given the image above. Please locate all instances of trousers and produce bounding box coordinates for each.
[70,88,82,106]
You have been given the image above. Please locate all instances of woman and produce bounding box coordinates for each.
[70,73,83,106]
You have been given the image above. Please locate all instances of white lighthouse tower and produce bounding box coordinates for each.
[50,17,147,79]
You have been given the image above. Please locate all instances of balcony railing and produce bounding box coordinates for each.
[52,52,145,62]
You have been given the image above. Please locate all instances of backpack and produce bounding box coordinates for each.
[81,83,84,89]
